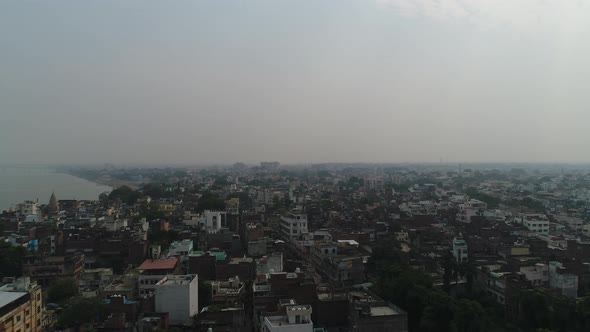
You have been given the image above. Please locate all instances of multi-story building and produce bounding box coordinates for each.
[518,214,550,235]
[168,240,193,262]
[79,268,114,297]
[549,261,578,298]
[519,263,548,287]
[199,211,226,234]
[154,275,198,326]
[22,254,85,287]
[15,201,40,220]
[261,299,313,332]
[138,258,179,296]
[456,199,487,223]
[211,276,244,305]
[452,237,468,263]
[280,214,308,242]
[348,290,408,332]
[0,277,43,332]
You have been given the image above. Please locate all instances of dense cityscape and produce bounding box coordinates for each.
[3,162,590,332]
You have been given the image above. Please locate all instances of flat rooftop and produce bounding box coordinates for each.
[0,291,27,309]
[370,306,399,316]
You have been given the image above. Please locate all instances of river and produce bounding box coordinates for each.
[0,167,112,211]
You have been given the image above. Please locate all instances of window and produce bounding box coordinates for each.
[25,309,30,316]
[36,294,40,301]
[17,315,21,322]
[37,319,40,326]
[37,305,40,313]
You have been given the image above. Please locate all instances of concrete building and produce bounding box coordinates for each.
[22,254,84,287]
[154,275,198,326]
[168,240,193,262]
[549,261,578,298]
[519,263,548,287]
[79,268,114,296]
[518,214,550,235]
[280,214,308,242]
[199,210,226,234]
[211,276,244,305]
[138,258,179,296]
[261,299,313,332]
[452,237,468,263]
[456,199,487,223]
[15,201,39,217]
[0,277,43,332]
[348,290,408,332]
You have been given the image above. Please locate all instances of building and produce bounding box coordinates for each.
[22,254,85,287]
[15,201,40,218]
[518,214,550,235]
[168,240,193,262]
[79,268,114,297]
[138,258,179,296]
[0,277,43,332]
[211,277,244,305]
[456,199,487,223]
[519,263,548,287]
[154,275,198,326]
[349,290,408,332]
[452,237,468,263]
[199,211,226,234]
[261,299,313,332]
[549,261,578,298]
[280,214,309,242]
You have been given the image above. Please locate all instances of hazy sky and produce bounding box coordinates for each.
[1,0,590,165]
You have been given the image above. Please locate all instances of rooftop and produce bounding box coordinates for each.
[190,250,226,261]
[138,258,178,270]
[158,275,196,285]
[0,291,27,309]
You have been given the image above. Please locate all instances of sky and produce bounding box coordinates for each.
[1,0,590,165]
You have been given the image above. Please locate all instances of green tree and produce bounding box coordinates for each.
[198,279,212,311]
[453,299,488,332]
[56,297,105,329]
[197,191,225,212]
[47,278,78,304]
[0,241,28,279]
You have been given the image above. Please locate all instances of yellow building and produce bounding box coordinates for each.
[158,203,176,212]
[0,277,43,332]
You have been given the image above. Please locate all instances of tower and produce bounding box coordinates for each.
[48,191,58,212]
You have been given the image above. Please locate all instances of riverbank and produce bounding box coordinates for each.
[0,168,114,210]
[64,173,141,190]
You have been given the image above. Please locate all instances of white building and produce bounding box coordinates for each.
[452,237,468,263]
[198,210,226,234]
[549,261,578,298]
[280,214,309,242]
[520,263,548,287]
[519,214,550,235]
[261,299,313,332]
[15,200,39,216]
[155,275,199,326]
[138,258,179,296]
[456,199,487,223]
[256,189,274,206]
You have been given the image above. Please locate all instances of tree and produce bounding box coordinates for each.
[453,299,489,332]
[56,297,105,329]
[0,241,28,279]
[47,278,78,304]
[197,191,225,212]
[198,279,212,311]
